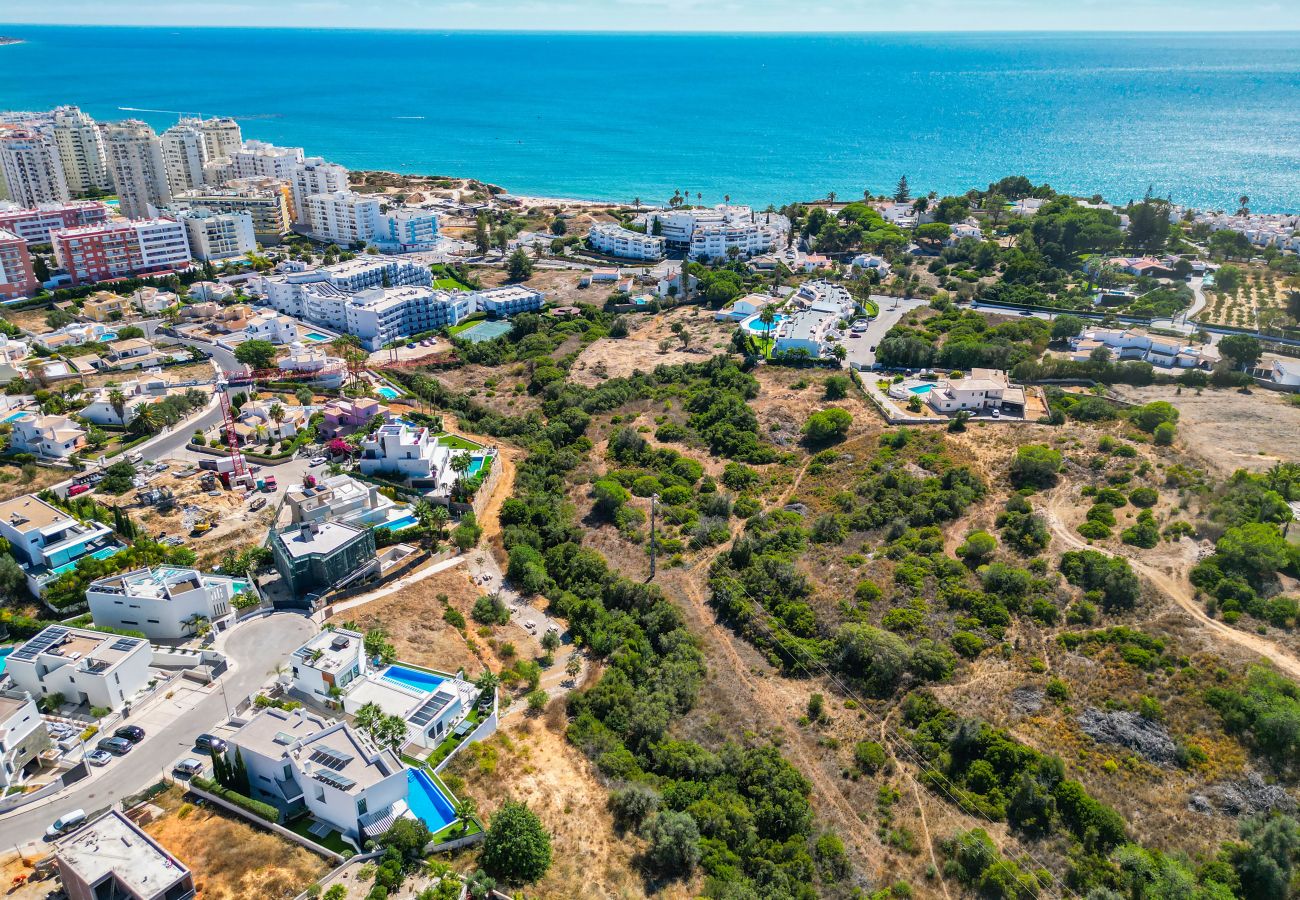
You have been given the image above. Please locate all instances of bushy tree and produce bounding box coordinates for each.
[643,810,701,876]
[802,408,852,444]
[1010,445,1062,487]
[481,801,553,884]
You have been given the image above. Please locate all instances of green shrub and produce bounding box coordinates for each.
[191,776,279,822]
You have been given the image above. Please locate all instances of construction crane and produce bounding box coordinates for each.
[217,388,247,482]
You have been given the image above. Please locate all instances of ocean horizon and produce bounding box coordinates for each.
[1,26,1298,212]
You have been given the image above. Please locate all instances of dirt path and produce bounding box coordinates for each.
[1045,488,1300,680]
[880,708,952,900]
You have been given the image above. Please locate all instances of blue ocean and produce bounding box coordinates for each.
[1,27,1298,211]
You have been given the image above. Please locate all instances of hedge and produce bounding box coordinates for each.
[191,776,280,822]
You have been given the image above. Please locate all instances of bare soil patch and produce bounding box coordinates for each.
[569,307,735,387]
[1111,384,1300,477]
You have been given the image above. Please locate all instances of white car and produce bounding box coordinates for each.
[308,456,327,467]
[85,749,113,767]
[46,809,86,838]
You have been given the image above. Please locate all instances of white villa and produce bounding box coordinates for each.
[715,293,776,322]
[4,625,151,713]
[1269,358,1300,387]
[0,494,119,596]
[277,343,345,389]
[1069,328,1220,369]
[287,629,481,751]
[245,312,299,345]
[86,565,244,641]
[889,368,1027,417]
[358,417,490,495]
[8,413,86,459]
[770,281,859,359]
[285,473,403,530]
[0,689,49,791]
[225,705,411,843]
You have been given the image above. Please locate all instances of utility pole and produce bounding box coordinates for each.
[648,493,658,580]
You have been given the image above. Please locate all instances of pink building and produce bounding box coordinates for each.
[0,229,37,300]
[319,396,382,440]
[0,200,110,245]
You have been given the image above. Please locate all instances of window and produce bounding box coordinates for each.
[357,797,367,816]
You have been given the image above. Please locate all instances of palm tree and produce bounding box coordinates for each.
[354,701,384,734]
[428,504,450,537]
[268,403,285,439]
[413,498,436,530]
[454,797,478,833]
[474,669,500,695]
[633,197,640,210]
[449,452,471,487]
[827,190,837,204]
[130,403,160,436]
[759,304,778,355]
[1238,195,1250,216]
[107,389,127,424]
[565,654,582,678]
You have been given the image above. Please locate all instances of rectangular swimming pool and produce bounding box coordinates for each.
[51,544,122,575]
[1,411,27,423]
[0,646,12,678]
[303,332,331,342]
[406,768,456,832]
[380,664,445,694]
[379,514,418,532]
[376,386,400,400]
[908,384,935,395]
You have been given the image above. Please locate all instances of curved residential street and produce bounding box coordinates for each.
[0,613,315,850]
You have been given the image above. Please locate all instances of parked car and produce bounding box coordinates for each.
[114,725,145,743]
[85,749,113,767]
[46,809,86,838]
[97,737,133,756]
[173,757,204,777]
[309,456,326,467]
[194,733,226,754]
[67,483,90,497]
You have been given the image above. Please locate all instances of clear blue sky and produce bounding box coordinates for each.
[4,1,1298,32]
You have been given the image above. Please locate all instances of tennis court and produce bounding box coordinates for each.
[458,320,513,343]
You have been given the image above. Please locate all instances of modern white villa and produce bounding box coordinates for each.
[0,494,120,596]
[86,565,245,641]
[888,368,1027,417]
[1068,327,1220,370]
[358,417,492,496]
[4,625,151,713]
[287,628,482,751]
[285,473,410,531]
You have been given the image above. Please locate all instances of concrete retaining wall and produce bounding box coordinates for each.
[185,782,346,863]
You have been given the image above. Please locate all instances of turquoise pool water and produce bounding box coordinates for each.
[98,332,118,342]
[376,386,400,400]
[743,313,785,335]
[465,457,484,477]
[379,514,418,532]
[0,646,12,677]
[51,545,121,576]
[380,664,445,694]
[231,580,250,594]
[406,769,456,833]
[908,384,934,395]
[304,332,331,342]
[2,411,27,423]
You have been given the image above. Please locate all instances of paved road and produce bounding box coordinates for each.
[0,613,315,849]
[842,295,928,371]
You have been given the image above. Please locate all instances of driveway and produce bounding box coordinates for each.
[0,613,315,849]
[842,295,928,371]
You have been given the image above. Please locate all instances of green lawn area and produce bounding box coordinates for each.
[434,433,484,451]
[447,313,487,336]
[431,817,482,844]
[285,816,353,856]
[862,298,880,317]
[432,277,470,291]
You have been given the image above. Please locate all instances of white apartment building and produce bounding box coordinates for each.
[291,159,349,225]
[587,222,666,261]
[306,191,383,245]
[227,706,410,842]
[0,199,110,244]
[199,117,242,162]
[87,566,241,641]
[639,205,790,260]
[171,182,292,243]
[0,690,49,791]
[345,286,476,351]
[374,207,441,253]
[230,140,305,182]
[255,256,434,332]
[8,413,86,459]
[101,120,171,219]
[176,207,256,260]
[0,129,69,208]
[160,118,209,194]
[5,625,152,712]
[50,106,111,197]
[0,494,118,596]
[477,284,545,317]
[135,217,194,271]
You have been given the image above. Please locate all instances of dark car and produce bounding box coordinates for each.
[97,736,133,756]
[114,725,145,743]
[194,733,226,754]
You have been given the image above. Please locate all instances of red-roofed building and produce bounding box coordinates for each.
[51,218,191,286]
